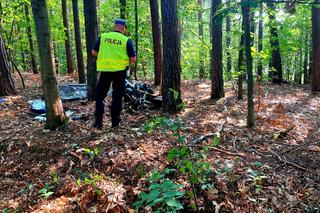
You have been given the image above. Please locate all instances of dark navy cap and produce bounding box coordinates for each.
[115,18,127,26]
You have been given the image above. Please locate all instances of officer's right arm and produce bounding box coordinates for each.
[92,37,101,57]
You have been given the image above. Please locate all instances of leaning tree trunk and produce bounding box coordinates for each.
[312,0,320,92]
[62,0,74,74]
[150,0,162,86]
[242,0,254,128]
[161,0,182,113]
[83,0,98,101]
[31,0,66,130]
[267,2,283,83]
[72,0,86,83]
[24,3,38,74]
[0,29,16,96]
[211,0,224,99]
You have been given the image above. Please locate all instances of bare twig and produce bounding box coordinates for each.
[8,57,25,89]
[187,144,251,158]
[268,148,310,172]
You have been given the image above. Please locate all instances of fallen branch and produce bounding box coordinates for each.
[187,144,251,158]
[281,141,313,154]
[272,125,295,139]
[188,121,225,145]
[268,148,310,172]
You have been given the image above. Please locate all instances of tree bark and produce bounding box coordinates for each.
[24,3,38,74]
[237,18,245,100]
[226,0,232,74]
[267,2,282,83]
[72,0,86,83]
[211,0,224,99]
[83,0,98,101]
[257,3,263,78]
[120,0,126,19]
[312,0,320,92]
[242,0,254,128]
[133,0,139,80]
[303,33,310,84]
[198,0,205,79]
[62,0,74,74]
[0,29,16,96]
[161,0,182,113]
[31,0,66,130]
[150,0,162,86]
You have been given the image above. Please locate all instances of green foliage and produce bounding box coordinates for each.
[143,116,181,134]
[134,170,185,212]
[76,173,104,195]
[38,183,54,199]
[83,147,100,160]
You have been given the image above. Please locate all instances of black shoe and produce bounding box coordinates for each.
[93,120,103,129]
[111,118,121,128]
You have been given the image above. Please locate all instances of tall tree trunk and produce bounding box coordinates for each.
[257,2,263,78]
[267,2,282,83]
[198,0,205,79]
[303,33,310,84]
[24,3,38,74]
[120,0,126,19]
[312,0,320,92]
[133,0,139,80]
[83,0,98,100]
[62,0,74,74]
[0,29,16,96]
[226,0,232,75]
[31,0,66,130]
[150,0,162,86]
[211,0,224,99]
[72,0,86,83]
[237,18,245,100]
[161,0,182,113]
[242,0,254,128]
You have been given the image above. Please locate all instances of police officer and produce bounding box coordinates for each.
[92,19,136,129]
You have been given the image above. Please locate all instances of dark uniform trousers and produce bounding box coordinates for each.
[94,71,126,126]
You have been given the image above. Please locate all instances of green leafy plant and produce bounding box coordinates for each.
[83,147,100,160]
[134,170,185,212]
[76,173,104,195]
[38,183,54,199]
[143,116,181,134]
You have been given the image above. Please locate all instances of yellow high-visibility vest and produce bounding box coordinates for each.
[97,32,129,72]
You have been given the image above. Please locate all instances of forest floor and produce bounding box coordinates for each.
[0,73,320,213]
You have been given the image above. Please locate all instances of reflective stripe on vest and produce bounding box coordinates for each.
[97,32,129,72]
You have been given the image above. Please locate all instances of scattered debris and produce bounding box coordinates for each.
[0,98,6,104]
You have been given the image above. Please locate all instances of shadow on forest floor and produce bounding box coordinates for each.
[0,73,319,212]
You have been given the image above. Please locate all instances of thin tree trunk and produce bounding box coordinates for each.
[211,0,224,99]
[257,3,263,78]
[72,0,86,83]
[134,0,139,80]
[150,0,162,86]
[312,0,320,92]
[267,2,282,83]
[53,40,59,74]
[31,0,66,130]
[242,0,254,127]
[198,0,205,79]
[237,18,245,100]
[120,0,126,19]
[0,29,16,96]
[83,0,98,101]
[62,0,74,74]
[226,0,232,74]
[303,33,310,84]
[24,3,38,74]
[161,0,182,113]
